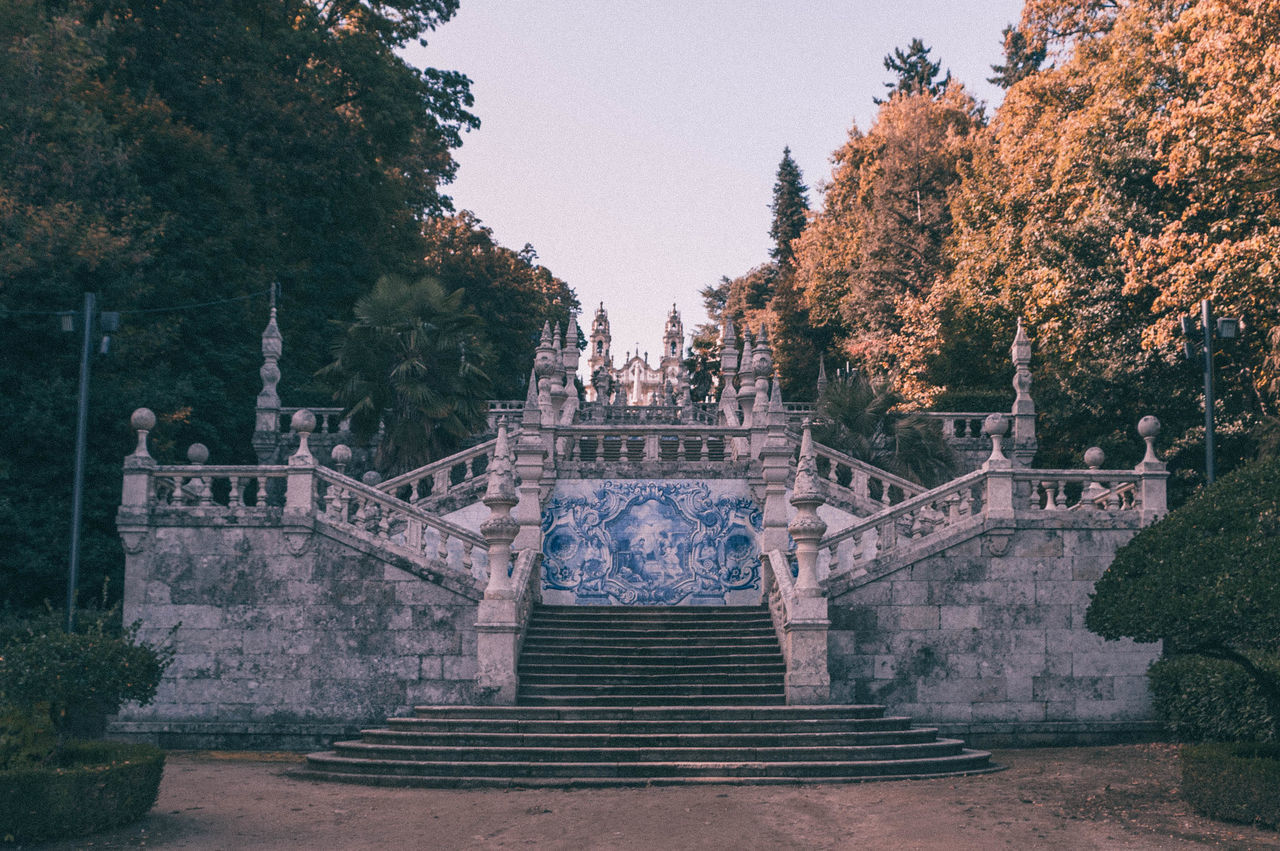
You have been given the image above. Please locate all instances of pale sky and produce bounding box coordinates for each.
[404,1,1026,371]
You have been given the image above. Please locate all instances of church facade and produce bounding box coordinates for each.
[584,302,688,405]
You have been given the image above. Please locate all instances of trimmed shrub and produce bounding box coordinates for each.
[0,740,165,843]
[1182,742,1280,829]
[1149,655,1278,743]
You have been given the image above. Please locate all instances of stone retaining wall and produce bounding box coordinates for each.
[827,518,1161,741]
[113,518,481,748]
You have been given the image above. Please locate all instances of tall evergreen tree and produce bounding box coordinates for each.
[769,147,809,268]
[988,25,1047,89]
[876,38,950,103]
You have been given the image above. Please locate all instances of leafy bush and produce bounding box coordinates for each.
[1148,655,1277,743]
[0,740,164,843]
[1181,742,1280,829]
[1087,455,1280,739]
[0,609,171,763]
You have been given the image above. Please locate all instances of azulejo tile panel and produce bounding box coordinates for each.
[540,480,763,606]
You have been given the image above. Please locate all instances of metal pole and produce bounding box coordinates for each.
[66,292,95,632]
[1201,298,1216,485]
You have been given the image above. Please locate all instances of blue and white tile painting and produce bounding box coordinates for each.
[541,480,763,606]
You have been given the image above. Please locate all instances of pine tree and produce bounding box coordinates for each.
[769,147,810,268]
[988,25,1046,89]
[876,38,950,103]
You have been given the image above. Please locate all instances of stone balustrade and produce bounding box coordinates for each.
[578,402,719,425]
[917,411,995,441]
[554,425,751,475]
[147,465,290,509]
[378,435,505,509]
[809,442,926,512]
[817,469,989,580]
[313,467,487,583]
[1018,469,1141,512]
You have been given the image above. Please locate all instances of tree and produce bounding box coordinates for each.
[769,147,809,268]
[0,0,480,607]
[791,87,982,395]
[1086,455,1280,739]
[988,25,1046,89]
[320,275,492,475]
[876,38,950,104]
[812,373,954,487]
[422,212,578,400]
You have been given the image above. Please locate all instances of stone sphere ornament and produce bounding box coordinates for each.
[131,407,156,432]
[330,444,352,466]
[361,470,382,487]
[982,413,1009,437]
[1084,446,1106,469]
[187,443,209,465]
[1138,415,1161,440]
[290,408,316,434]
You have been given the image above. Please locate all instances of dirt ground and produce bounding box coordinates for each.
[34,744,1280,850]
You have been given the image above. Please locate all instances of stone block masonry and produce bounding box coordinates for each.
[827,521,1162,745]
[113,516,481,749]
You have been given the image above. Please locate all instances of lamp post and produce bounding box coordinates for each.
[1181,299,1241,485]
[62,293,119,631]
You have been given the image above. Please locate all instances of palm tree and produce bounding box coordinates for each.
[812,372,954,487]
[319,275,492,475]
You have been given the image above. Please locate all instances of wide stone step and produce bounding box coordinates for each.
[518,660,787,674]
[518,652,785,666]
[328,740,966,764]
[517,694,787,707]
[518,682,785,697]
[385,717,912,736]
[405,705,889,721]
[518,672,784,686]
[299,750,995,780]
[358,728,939,748]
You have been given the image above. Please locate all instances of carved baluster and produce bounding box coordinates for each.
[433,467,449,497]
[438,529,450,562]
[945,491,961,523]
[876,518,896,557]
[880,478,892,507]
[1054,481,1069,510]
[463,541,474,573]
[255,474,268,507]
[1037,481,1052,510]
[1106,483,1122,510]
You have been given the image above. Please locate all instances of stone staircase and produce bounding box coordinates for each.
[296,606,997,786]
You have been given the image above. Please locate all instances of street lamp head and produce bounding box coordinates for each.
[1216,316,1241,339]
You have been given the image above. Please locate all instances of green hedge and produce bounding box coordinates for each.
[1148,655,1278,743]
[0,740,164,844]
[1182,743,1280,828]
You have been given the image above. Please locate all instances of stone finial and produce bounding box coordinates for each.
[788,421,828,596]
[257,287,283,409]
[484,421,517,506]
[187,443,209,465]
[767,370,786,428]
[1138,416,1162,466]
[481,421,520,597]
[791,421,823,505]
[361,470,382,487]
[289,408,316,465]
[719,379,740,427]
[816,355,828,399]
[330,443,351,474]
[720,318,739,376]
[1084,446,1105,470]
[753,326,773,377]
[522,368,541,426]
[983,413,1009,464]
[552,323,563,352]
[1083,446,1106,504]
[539,320,552,346]
[129,407,156,461]
[739,332,755,380]
[1011,318,1037,462]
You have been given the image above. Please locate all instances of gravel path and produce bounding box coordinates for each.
[36,744,1280,849]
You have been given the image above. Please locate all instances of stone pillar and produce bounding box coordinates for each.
[252,286,284,464]
[1010,319,1038,466]
[477,422,522,704]
[120,408,157,511]
[783,422,831,704]
[284,409,316,515]
[514,371,547,551]
[1135,416,1168,525]
[758,379,792,554]
[982,413,1015,521]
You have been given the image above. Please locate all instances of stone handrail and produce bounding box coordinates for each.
[1015,469,1141,512]
[809,441,926,509]
[149,465,291,508]
[577,402,718,425]
[818,468,988,579]
[278,406,348,435]
[314,467,487,581]
[377,436,504,506]
[917,411,1000,442]
[555,424,751,469]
